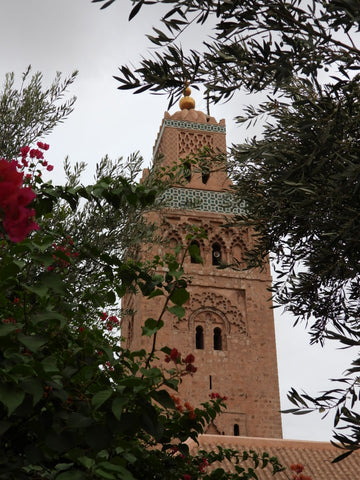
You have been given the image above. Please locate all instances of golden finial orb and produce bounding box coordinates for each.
[179,85,195,110]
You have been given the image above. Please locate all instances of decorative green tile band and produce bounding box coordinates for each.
[164,119,226,133]
[160,187,246,214]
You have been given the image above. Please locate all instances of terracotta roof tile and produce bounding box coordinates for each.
[190,435,360,479]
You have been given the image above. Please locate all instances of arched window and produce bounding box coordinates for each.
[213,327,222,350]
[196,325,204,349]
[184,161,191,182]
[202,171,210,184]
[234,424,240,436]
[190,241,201,264]
[212,243,221,266]
[169,238,178,249]
[167,237,179,256]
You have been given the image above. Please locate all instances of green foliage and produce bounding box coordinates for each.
[0,163,285,479]
[0,66,77,159]
[95,1,360,106]
[40,153,160,320]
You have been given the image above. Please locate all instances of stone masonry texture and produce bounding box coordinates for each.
[122,107,283,438]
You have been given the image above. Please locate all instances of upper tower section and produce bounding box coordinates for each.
[152,86,231,192]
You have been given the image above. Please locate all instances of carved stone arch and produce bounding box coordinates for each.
[189,306,229,351]
[209,234,227,265]
[189,292,247,335]
[230,235,247,265]
[178,221,191,233]
[180,228,206,263]
[159,221,184,256]
[229,234,247,251]
[200,220,212,234]
[209,234,227,251]
[188,306,231,335]
[166,228,182,246]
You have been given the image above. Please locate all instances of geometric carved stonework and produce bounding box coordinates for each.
[178,131,214,156]
[188,292,247,335]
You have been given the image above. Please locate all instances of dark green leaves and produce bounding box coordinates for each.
[17,333,47,353]
[169,287,189,306]
[142,318,164,336]
[91,389,113,410]
[0,385,25,416]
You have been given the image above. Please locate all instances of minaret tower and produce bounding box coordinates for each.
[122,88,283,438]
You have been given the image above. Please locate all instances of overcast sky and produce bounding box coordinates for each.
[1,0,356,442]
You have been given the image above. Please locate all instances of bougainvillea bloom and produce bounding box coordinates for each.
[170,348,181,362]
[185,363,197,373]
[209,392,228,401]
[290,464,304,474]
[184,353,195,364]
[0,159,39,242]
[37,141,49,150]
[20,146,30,156]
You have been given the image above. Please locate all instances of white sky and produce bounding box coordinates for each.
[0,0,356,442]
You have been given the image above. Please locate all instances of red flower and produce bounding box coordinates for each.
[199,458,208,472]
[185,364,197,373]
[290,464,304,474]
[170,348,181,362]
[0,159,39,242]
[46,165,54,171]
[184,353,195,364]
[108,315,120,324]
[37,142,49,151]
[170,395,181,405]
[20,146,30,156]
[0,159,23,190]
[184,474,191,480]
[209,392,228,401]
